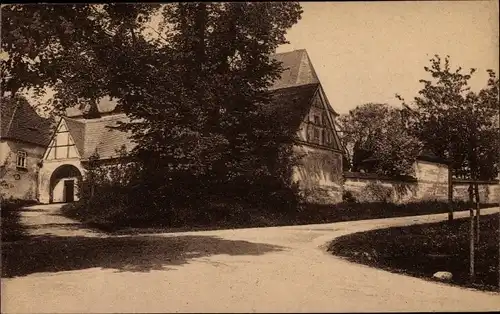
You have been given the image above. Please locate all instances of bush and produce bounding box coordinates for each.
[66,149,495,232]
[365,181,393,202]
[342,190,357,203]
[1,198,37,242]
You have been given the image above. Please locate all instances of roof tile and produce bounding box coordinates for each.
[0,97,53,146]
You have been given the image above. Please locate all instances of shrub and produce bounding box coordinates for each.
[342,190,357,203]
[365,181,393,202]
[1,197,37,242]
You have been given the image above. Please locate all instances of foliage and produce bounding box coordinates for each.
[364,181,393,203]
[62,193,497,232]
[2,3,305,216]
[397,55,500,181]
[329,213,500,291]
[342,190,357,203]
[109,3,304,210]
[1,4,162,105]
[1,197,37,242]
[337,103,422,176]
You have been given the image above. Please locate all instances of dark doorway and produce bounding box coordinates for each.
[64,180,75,203]
[49,164,82,204]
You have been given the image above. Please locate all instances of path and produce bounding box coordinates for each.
[17,203,105,237]
[1,204,499,313]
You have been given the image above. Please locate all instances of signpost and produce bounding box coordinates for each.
[497,94,500,291]
[469,207,475,283]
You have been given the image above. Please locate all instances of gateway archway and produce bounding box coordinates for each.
[49,164,82,203]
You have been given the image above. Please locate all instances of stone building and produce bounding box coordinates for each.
[37,113,134,204]
[271,50,344,203]
[0,97,53,200]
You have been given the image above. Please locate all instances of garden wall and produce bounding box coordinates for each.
[344,159,499,204]
[344,159,449,203]
[452,179,500,204]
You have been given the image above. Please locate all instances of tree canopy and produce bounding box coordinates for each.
[397,55,499,181]
[2,3,304,211]
[337,103,422,177]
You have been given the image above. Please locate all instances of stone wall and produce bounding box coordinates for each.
[292,144,343,204]
[344,160,500,204]
[344,159,449,203]
[0,140,45,201]
[344,173,419,203]
[452,180,500,204]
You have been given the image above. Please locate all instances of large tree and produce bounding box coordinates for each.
[337,103,422,177]
[1,3,304,210]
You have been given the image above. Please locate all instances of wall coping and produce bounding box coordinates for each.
[452,179,500,185]
[343,172,417,182]
[344,171,499,185]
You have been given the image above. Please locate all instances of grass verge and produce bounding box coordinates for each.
[328,213,500,292]
[61,199,498,234]
[1,199,37,242]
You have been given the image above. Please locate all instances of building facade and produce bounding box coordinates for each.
[0,97,53,201]
[38,114,134,204]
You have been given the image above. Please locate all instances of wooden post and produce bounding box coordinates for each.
[497,99,500,291]
[448,164,453,221]
[474,182,480,244]
[469,207,475,283]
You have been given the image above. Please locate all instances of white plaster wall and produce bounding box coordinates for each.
[0,140,10,165]
[453,183,500,204]
[292,144,343,204]
[413,160,449,201]
[1,140,45,200]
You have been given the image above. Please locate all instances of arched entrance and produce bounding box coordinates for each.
[49,164,82,203]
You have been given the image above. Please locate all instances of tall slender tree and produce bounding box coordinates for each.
[397,55,500,221]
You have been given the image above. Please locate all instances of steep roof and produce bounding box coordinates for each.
[270,49,321,90]
[63,114,135,160]
[416,148,448,165]
[64,50,326,117]
[0,97,53,147]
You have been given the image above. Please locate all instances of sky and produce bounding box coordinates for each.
[276,1,499,114]
[16,1,499,117]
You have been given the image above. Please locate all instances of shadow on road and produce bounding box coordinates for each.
[2,235,286,278]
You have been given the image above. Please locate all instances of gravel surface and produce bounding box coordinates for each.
[2,204,499,313]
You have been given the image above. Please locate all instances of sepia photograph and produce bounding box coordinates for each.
[1,1,499,312]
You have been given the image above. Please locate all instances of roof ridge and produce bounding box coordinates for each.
[270,82,320,92]
[77,113,128,123]
[272,48,307,57]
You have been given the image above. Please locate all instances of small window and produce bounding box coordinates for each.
[313,128,320,143]
[16,151,27,169]
[322,113,328,125]
[313,115,320,125]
